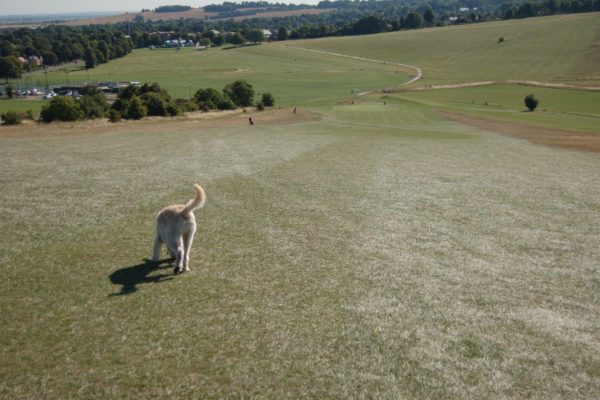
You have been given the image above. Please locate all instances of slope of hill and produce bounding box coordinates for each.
[291,12,600,87]
[62,7,334,26]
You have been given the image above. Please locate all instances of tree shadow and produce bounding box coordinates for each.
[109,258,174,296]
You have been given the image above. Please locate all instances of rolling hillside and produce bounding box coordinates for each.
[291,13,600,86]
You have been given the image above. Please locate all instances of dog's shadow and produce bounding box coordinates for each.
[109,258,174,296]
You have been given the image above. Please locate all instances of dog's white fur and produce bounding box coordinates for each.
[151,183,206,274]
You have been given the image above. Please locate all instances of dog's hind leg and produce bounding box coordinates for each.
[168,238,185,274]
[182,227,196,273]
[151,234,162,262]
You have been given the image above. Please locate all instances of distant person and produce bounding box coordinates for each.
[249,117,254,125]
[293,107,297,114]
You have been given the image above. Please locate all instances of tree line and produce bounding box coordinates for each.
[1,80,274,125]
[0,25,132,82]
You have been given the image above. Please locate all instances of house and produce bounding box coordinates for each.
[261,29,272,39]
[28,56,43,66]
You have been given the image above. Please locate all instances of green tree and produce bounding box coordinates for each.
[84,47,96,69]
[424,9,435,25]
[0,56,22,84]
[351,16,386,35]
[524,94,539,111]
[247,29,266,43]
[223,80,255,107]
[278,26,288,41]
[229,32,246,46]
[404,12,423,29]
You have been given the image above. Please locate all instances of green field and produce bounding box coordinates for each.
[388,84,600,134]
[2,13,600,399]
[293,13,600,86]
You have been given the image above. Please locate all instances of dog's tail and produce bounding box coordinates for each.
[181,183,206,214]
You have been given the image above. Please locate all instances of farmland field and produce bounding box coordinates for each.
[1,12,600,399]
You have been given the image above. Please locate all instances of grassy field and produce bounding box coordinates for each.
[386,85,600,134]
[293,13,600,86]
[1,13,600,398]
[1,102,599,398]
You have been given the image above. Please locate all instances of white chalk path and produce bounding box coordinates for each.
[271,43,600,93]
[270,43,422,95]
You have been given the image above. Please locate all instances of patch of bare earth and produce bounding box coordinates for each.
[0,108,317,139]
[436,109,600,153]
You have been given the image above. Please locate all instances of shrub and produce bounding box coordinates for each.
[261,92,274,107]
[1,110,21,125]
[165,102,180,117]
[256,102,265,111]
[79,93,109,119]
[223,80,255,107]
[142,92,169,116]
[40,96,84,122]
[177,99,198,112]
[6,85,14,98]
[194,88,223,109]
[202,104,210,112]
[108,109,121,123]
[111,98,129,113]
[126,96,147,120]
[217,98,236,110]
[118,84,141,100]
[524,94,538,111]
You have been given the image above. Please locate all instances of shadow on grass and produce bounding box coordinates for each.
[109,258,174,296]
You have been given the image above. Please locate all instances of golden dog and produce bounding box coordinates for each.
[151,184,206,274]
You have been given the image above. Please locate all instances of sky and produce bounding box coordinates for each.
[0,0,318,16]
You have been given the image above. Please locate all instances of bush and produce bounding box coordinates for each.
[1,110,21,125]
[79,93,109,119]
[108,109,121,123]
[194,88,223,110]
[165,102,180,117]
[261,92,275,107]
[111,98,129,113]
[6,85,14,98]
[223,80,255,107]
[524,94,538,111]
[40,96,84,122]
[256,102,265,111]
[126,96,147,120]
[177,99,198,112]
[217,97,236,110]
[142,92,169,116]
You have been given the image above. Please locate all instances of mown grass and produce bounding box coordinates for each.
[1,102,600,398]
[384,84,600,134]
[22,44,407,103]
[2,13,600,398]
[292,13,600,86]
[0,99,45,115]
